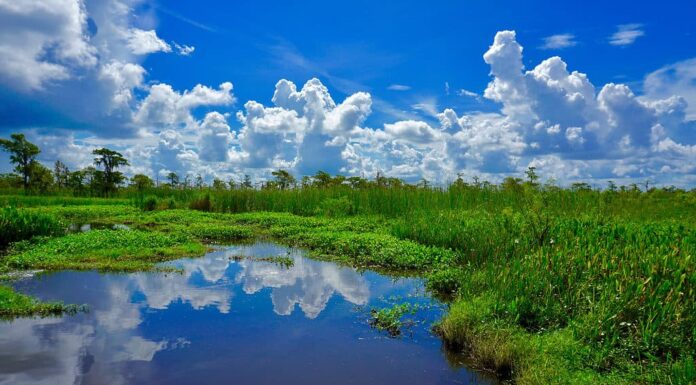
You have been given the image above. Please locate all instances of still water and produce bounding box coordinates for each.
[1,242,495,385]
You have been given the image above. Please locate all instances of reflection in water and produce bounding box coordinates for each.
[0,242,495,385]
[233,243,369,318]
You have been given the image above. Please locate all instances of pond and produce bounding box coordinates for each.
[0,241,496,385]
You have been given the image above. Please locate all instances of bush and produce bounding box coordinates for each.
[142,195,158,211]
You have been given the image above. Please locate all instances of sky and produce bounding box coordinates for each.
[1,0,695,186]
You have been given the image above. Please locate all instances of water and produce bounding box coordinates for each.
[0,242,495,385]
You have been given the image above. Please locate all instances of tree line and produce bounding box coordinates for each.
[0,133,690,196]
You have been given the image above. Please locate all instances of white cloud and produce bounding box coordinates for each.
[643,58,696,120]
[125,28,171,55]
[198,112,234,162]
[2,12,696,187]
[609,24,645,46]
[173,42,195,56]
[457,89,479,98]
[384,120,440,144]
[135,82,234,129]
[0,0,97,90]
[411,97,439,117]
[387,84,411,91]
[540,33,577,50]
[99,60,147,110]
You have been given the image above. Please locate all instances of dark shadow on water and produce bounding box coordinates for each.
[1,241,498,385]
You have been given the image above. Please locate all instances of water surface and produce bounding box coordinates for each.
[1,242,495,385]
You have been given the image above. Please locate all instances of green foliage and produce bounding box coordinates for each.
[3,229,206,272]
[0,207,63,248]
[370,303,419,337]
[316,196,354,217]
[1,184,695,384]
[0,285,83,319]
[142,195,158,211]
[189,193,212,211]
[0,133,40,191]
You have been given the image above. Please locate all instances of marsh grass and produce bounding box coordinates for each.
[0,207,64,248]
[2,188,695,384]
[3,229,206,272]
[0,285,84,319]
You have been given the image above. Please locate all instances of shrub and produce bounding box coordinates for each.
[142,195,159,211]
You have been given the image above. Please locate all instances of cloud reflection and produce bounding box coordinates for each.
[0,242,371,384]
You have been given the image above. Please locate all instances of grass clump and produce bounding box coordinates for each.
[184,223,254,242]
[0,207,64,248]
[0,285,83,319]
[3,229,206,272]
[369,303,420,337]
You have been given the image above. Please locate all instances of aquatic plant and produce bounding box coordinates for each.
[369,303,419,337]
[3,229,206,272]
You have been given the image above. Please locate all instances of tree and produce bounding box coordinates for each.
[525,166,539,187]
[167,172,179,187]
[570,182,592,192]
[0,173,21,189]
[347,176,368,189]
[451,173,468,190]
[242,174,253,189]
[0,133,41,191]
[54,160,69,188]
[93,148,128,196]
[131,174,154,192]
[195,174,204,189]
[28,162,54,193]
[502,177,524,193]
[312,171,332,187]
[271,169,296,190]
[212,178,227,190]
[68,170,87,195]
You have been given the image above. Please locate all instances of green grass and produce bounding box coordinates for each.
[1,187,694,384]
[0,285,83,319]
[0,207,64,248]
[3,229,206,272]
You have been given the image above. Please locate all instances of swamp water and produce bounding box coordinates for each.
[1,242,496,385]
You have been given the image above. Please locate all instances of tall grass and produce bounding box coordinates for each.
[395,208,696,382]
[0,207,64,248]
[129,185,696,222]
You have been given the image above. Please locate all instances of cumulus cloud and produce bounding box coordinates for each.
[198,112,234,162]
[609,24,645,46]
[125,28,171,55]
[0,0,97,90]
[1,7,695,187]
[643,58,696,120]
[134,82,234,131]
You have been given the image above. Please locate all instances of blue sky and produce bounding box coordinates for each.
[1,0,695,186]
